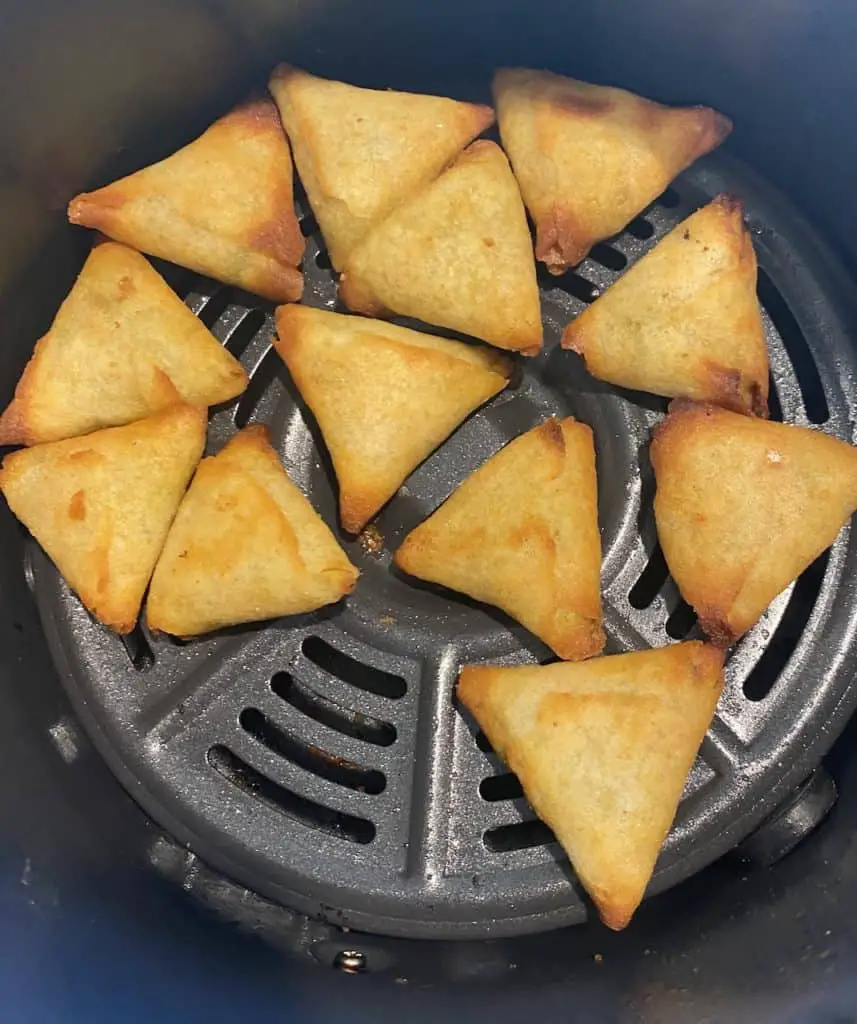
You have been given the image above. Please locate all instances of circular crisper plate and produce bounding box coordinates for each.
[30,151,857,939]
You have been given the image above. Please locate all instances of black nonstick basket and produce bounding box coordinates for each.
[29,125,857,939]
[4,0,857,1015]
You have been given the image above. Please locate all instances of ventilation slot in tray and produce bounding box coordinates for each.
[225,308,268,360]
[119,624,154,672]
[656,186,682,209]
[480,773,523,802]
[302,636,407,699]
[589,243,628,272]
[768,373,784,422]
[474,729,493,754]
[626,216,655,240]
[192,286,235,329]
[315,249,333,271]
[484,819,555,853]
[234,346,282,428]
[208,745,375,844]
[271,671,396,747]
[758,268,829,424]
[629,543,670,610]
[743,550,829,701]
[241,708,385,794]
[535,257,599,297]
[665,599,699,640]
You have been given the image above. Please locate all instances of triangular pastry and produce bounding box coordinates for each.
[269,64,493,269]
[68,100,304,302]
[0,404,206,632]
[274,304,512,534]
[0,241,247,445]
[494,67,732,272]
[458,641,725,929]
[147,424,359,636]
[652,402,857,645]
[395,417,603,660]
[339,140,543,356]
[563,196,768,416]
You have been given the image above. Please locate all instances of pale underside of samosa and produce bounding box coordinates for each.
[0,404,206,633]
[68,100,304,302]
[458,641,725,929]
[395,416,604,661]
[147,424,358,637]
[269,63,494,270]
[339,140,543,356]
[494,67,732,273]
[274,303,512,534]
[0,241,246,445]
[652,401,857,645]
[563,195,769,416]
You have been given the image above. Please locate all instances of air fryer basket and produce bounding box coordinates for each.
[4,0,857,1015]
[33,151,857,941]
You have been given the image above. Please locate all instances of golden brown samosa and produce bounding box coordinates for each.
[563,196,768,416]
[0,242,247,445]
[458,642,724,930]
[339,140,543,355]
[395,417,603,660]
[269,64,494,270]
[494,68,732,273]
[147,425,358,637]
[274,304,512,534]
[0,404,205,632]
[68,100,304,302]
[652,402,857,645]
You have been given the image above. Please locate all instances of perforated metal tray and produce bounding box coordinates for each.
[29,150,857,939]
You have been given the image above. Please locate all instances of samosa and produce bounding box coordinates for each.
[652,402,857,645]
[395,417,603,661]
[0,404,206,632]
[68,100,304,302]
[269,64,494,269]
[147,425,358,637]
[274,304,512,533]
[563,196,769,416]
[458,641,725,929]
[339,140,543,356]
[0,241,247,445]
[494,67,732,272]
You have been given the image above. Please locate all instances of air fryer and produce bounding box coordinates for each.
[2,2,857,1022]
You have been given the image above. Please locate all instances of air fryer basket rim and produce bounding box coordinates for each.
[31,140,857,940]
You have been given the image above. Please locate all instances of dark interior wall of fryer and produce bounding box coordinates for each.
[0,0,853,325]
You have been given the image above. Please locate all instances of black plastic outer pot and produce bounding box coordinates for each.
[2,2,857,1022]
